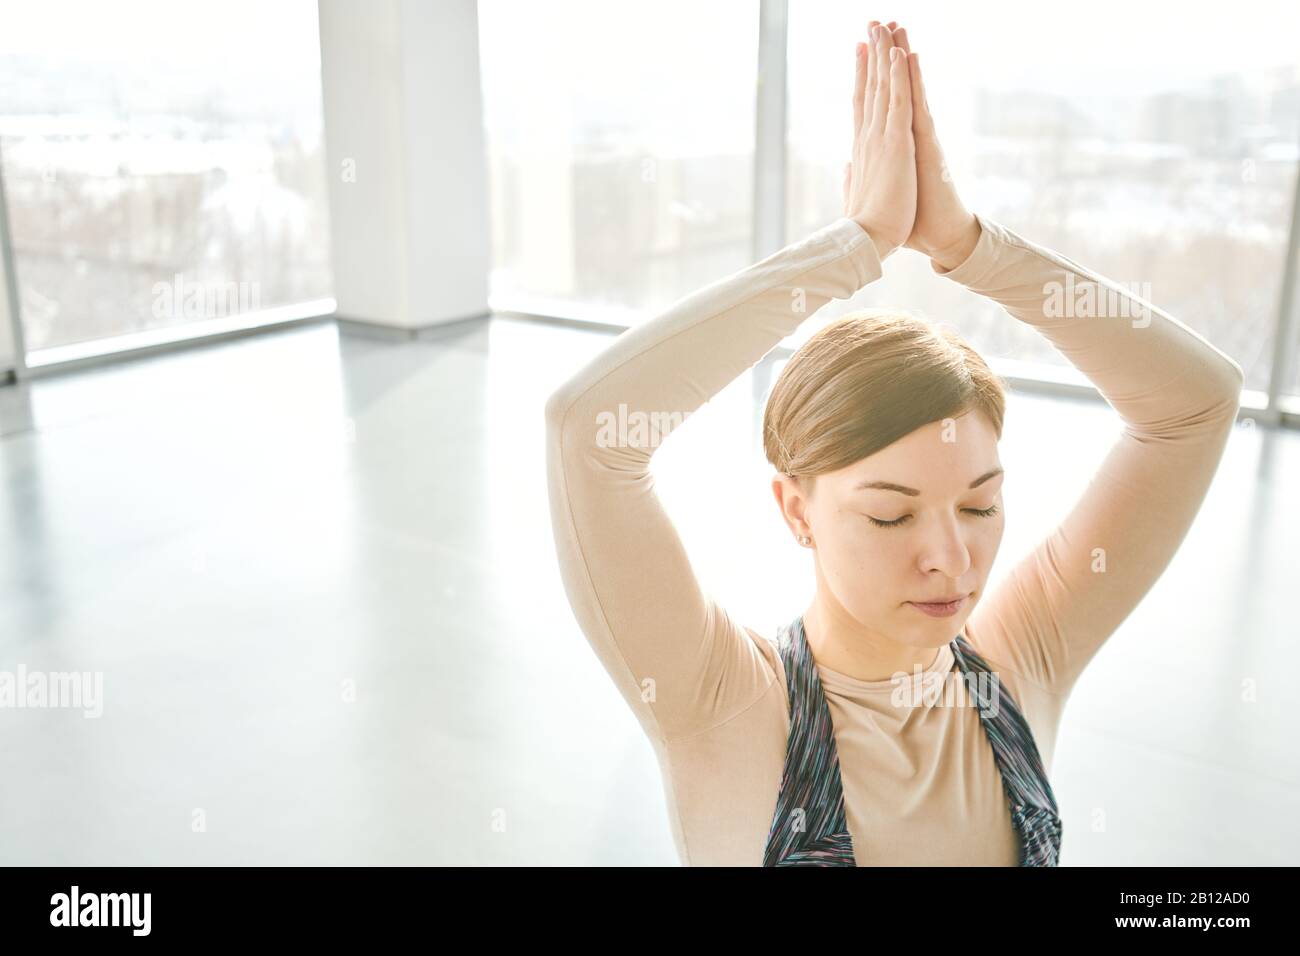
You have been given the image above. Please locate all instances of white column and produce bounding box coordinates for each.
[0,158,23,381]
[0,269,15,378]
[317,0,492,337]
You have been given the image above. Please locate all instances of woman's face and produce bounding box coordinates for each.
[777,410,1005,648]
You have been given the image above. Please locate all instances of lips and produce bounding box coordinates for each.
[906,593,970,618]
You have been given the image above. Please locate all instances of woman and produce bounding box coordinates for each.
[543,21,1243,866]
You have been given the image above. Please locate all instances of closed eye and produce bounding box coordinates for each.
[866,505,1000,529]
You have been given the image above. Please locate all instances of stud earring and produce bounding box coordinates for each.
[798,535,811,546]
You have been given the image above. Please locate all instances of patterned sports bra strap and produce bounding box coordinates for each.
[762,619,856,866]
[950,634,1063,866]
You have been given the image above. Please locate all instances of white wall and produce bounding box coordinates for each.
[318,0,492,331]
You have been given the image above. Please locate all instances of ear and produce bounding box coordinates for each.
[771,473,809,536]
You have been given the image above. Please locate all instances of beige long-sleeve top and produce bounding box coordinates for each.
[543,213,1244,866]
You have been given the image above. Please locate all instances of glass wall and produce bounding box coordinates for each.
[0,0,331,356]
[2,0,1296,409]
[787,0,1300,393]
[477,0,760,326]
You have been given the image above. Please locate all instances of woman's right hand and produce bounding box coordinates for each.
[842,23,916,261]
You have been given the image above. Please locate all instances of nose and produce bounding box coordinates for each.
[917,511,973,580]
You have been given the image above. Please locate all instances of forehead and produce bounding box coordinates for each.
[835,414,1001,491]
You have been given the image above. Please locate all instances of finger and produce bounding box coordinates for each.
[864,26,878,129]
[887,47,913,135]
[886,20,897,29]
[909,50,933,130]
[893,27,918,132]
[869,25,895,136]
[853,40,867,141]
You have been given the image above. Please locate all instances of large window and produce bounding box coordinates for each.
[787,0,1300,394]
[0,0,331,358]
[477,0,760,326]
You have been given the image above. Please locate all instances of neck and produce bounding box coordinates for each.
[802,598,943,683]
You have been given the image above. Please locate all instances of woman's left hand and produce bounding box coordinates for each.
[886,24,982,269]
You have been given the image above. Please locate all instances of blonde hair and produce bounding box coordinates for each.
[762,311,1007,497]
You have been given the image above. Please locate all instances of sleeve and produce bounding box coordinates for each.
[544,217,884,742]
[939,213,1245,701]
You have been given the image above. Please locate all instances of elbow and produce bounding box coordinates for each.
[1196,361,1245,441]
[545,381,653,472]
[1202,367,1243,431]
[1218,356,1245,418]
[1223,354,1246,391]
[1154,356,1244,441]
[544,378,604,466]
[1195,349,1245,425]
[544,387,585,483]
[544,384,573,436]
[544,371,592,437]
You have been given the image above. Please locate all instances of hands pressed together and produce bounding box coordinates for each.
[844,20,981,270]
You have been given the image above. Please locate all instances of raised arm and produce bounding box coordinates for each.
[937,215,1242,699]
[545,27,916,742]
[888,25,1244,699]
[544,220,881,740]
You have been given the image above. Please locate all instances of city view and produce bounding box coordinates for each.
[0,0,1296,394]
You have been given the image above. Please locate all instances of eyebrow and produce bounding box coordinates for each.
[853,468,1004,497]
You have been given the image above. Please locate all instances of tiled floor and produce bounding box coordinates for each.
[0,316,1295,865]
